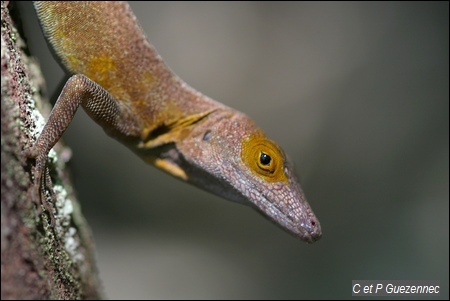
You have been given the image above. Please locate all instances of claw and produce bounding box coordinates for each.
[26,150,57,228]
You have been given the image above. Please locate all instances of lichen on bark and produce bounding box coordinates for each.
[1,1,102,299]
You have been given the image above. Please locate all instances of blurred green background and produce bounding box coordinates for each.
[19,2,448,299]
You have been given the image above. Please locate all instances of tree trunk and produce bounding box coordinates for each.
[1,1,102,299]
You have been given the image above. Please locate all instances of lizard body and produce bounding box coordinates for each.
[26,1,321,243]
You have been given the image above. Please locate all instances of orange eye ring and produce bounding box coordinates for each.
[241,135,288,183]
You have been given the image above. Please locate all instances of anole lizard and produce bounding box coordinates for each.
[25,1,321,243]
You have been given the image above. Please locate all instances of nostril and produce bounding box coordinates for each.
[311,220,316,226]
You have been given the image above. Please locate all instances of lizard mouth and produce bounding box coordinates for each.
[256,190,322,243]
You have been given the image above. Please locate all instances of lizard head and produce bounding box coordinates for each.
[167,109,322,243]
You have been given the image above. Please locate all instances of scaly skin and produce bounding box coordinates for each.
[27,1,321,242]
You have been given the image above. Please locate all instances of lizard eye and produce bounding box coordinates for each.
[260,152,271,165]
[241,135,287,183]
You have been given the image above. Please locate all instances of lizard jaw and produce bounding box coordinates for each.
[255,190,322,243]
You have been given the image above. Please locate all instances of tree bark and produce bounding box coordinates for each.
[1,1,102,299]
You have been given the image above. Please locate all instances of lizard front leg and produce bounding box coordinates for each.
[24,74,142,226]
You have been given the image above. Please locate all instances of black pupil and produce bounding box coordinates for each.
[260,153,271,165]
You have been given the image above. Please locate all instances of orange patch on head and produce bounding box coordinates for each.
[145,157,188,181]
[241,134,288,183]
